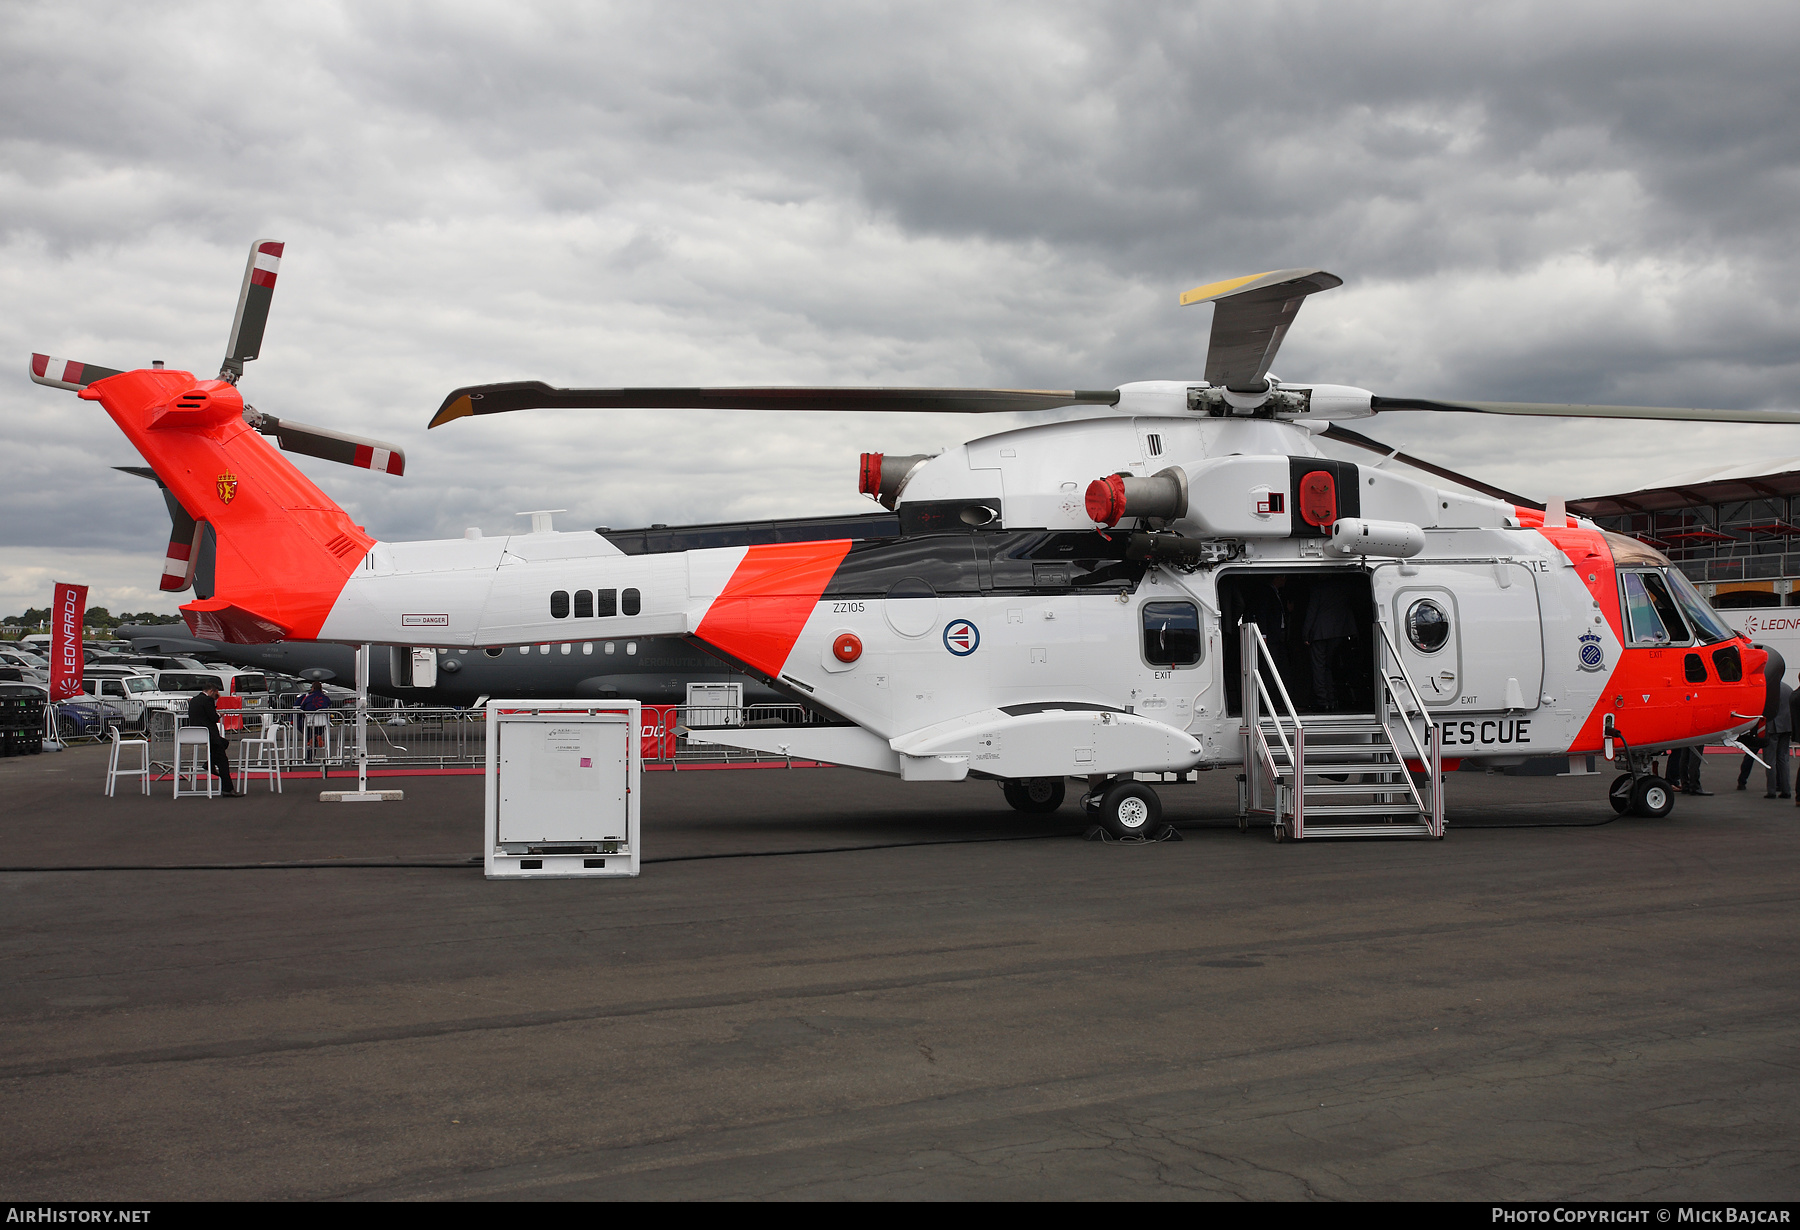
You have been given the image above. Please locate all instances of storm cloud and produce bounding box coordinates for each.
[3,0,1797,614]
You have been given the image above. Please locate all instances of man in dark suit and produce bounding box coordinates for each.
[187,680,240,797]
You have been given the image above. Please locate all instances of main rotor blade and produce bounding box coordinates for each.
[1371,395,1800,424]
[251,413,405,475]
[222,238,284,380]
[1180,268,1342,394]
[30,353,123,391]
[429,382,1122,428]
[1319,424,1543,509]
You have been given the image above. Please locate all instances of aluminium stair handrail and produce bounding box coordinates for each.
[1372,617,1445,836]
[1240,619,1306,832]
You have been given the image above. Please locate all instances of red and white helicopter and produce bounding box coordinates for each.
[31,242,1798,839]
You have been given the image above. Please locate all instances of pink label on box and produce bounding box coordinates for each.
[579,757,592,768]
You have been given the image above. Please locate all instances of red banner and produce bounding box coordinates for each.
[641,704,677,761]
[49,582,87,701]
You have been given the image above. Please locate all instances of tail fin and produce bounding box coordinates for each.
[83,369,373,643]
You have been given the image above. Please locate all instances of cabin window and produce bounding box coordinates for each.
[539,644,550,654]
[1684,653,1707,683]
[627,641,638,655]
[605,642,615,654]
[1141,601,1201,667]
[518,646,529,654]
[622,588,641,616]
[560,643,570,655]
[550,590,570,619]
[582,643,593,655]
[1713,644,1743,682]
[596,588,617,617]
[1406,599,1451,654]
[574,590,593,618]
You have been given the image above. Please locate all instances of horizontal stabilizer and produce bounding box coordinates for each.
[251,413,405,475]
[180,599,292,645]
[429,382,1121,428]
[30,353,123,391]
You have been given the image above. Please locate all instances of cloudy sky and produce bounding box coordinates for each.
[4,0,1798,617]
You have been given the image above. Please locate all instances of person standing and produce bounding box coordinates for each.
[1245,575,1292,680]
[1774,678,1798,798]
[1737,718,1767,792]
[186,680,239,798]
[297,680,332,762]
[1303,578,1359,710]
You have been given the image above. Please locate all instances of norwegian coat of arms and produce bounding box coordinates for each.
[217,471,239,504]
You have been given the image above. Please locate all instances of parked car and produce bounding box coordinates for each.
[110,654,208,672]
[52,695,139,739]
[77,676,151,731]
[140,668,271,715]
[0,648,48,684]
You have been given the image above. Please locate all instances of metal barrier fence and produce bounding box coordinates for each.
[143,702,827,775]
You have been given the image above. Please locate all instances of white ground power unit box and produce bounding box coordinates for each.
[485,701,640,880]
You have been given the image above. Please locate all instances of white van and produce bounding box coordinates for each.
[144,668,271,713]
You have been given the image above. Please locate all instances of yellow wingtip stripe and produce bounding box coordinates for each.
[427,395,473,429]
[1178,270,1275,306]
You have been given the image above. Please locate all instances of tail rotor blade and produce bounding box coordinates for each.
[221,239,284,381]
[30,353,123,391]
[252,413,405,475]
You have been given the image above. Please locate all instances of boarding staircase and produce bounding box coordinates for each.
[1237,620,1444,840]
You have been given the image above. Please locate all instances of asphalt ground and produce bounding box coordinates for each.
[1,745,1797,1201]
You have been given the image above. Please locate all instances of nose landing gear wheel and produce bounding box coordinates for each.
[1608,773,1634,815]
[1002,777,1066,813]
[1088,781,1162,838]
[1630,774,1675,818]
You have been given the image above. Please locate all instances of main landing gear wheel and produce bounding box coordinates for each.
[1089,781,1162,839]
[1630,775,1675,818]
[1002,777,1066,814]
[1608,773,1634,815]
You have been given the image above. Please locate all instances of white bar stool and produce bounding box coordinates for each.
[105,725,151,797]
[239,714,283,793]
[173,726,217,799]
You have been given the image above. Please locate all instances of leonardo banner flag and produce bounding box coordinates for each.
[49,581,88,701]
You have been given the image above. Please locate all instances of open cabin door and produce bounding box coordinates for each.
[1373,561,1543,714]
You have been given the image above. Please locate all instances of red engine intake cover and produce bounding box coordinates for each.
[858,452,883,497]
[1085,474,1128,526]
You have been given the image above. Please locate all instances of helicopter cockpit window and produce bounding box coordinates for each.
[1405,599,1450,653]
[1623,571,1688,644]
[1663,567,1735,644]
[1142,601,1201,667]
[1622,573,1669,644]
